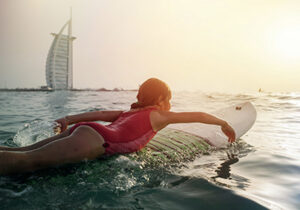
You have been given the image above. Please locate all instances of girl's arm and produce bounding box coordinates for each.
[156,111,236,142]
[165,111,227,126]
[65,110,123,124]
[55,110,123,133]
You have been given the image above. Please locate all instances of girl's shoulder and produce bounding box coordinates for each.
[125,105,159,114]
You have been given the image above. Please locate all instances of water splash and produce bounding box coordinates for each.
[13,120,59,147]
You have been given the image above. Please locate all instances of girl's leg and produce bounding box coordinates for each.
[0,127,72,152]
[0,126,106,175]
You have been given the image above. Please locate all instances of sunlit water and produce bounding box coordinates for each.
[0,90,299,209]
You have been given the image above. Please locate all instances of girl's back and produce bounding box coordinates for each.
[68,107,158,155]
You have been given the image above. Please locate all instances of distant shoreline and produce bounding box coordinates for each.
[0,88,138,92]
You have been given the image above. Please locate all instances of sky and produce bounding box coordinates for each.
[0,0,300,92]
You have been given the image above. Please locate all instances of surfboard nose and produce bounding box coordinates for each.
[167,101,257,148]
[229,102,257,140]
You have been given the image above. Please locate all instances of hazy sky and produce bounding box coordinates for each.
[1,0,300,92]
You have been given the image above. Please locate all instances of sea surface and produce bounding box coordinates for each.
[0,90,299,209]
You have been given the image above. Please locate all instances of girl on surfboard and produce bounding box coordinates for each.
[0,78,235,175]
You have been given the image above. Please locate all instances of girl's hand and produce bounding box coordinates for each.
[221,122,236,143]
[54,117,68,134]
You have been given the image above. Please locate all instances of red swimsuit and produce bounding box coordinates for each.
[68,107,157,155]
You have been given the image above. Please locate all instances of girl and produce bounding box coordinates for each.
[0,78,235,175]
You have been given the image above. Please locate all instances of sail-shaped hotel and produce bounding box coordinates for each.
[45,12,76,90]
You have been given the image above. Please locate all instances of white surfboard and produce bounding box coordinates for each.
[166,102,257,148]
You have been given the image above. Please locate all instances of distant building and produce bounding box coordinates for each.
[46,10,76,90]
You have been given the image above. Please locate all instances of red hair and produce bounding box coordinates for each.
[130,78,171,109]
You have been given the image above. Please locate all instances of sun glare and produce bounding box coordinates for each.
[273,26,300,59]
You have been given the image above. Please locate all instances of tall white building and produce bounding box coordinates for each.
[46,11,76,90]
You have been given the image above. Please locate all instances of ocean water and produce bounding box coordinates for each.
[0,90,299,209]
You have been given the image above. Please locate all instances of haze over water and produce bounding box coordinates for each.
[1,0,300,92]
